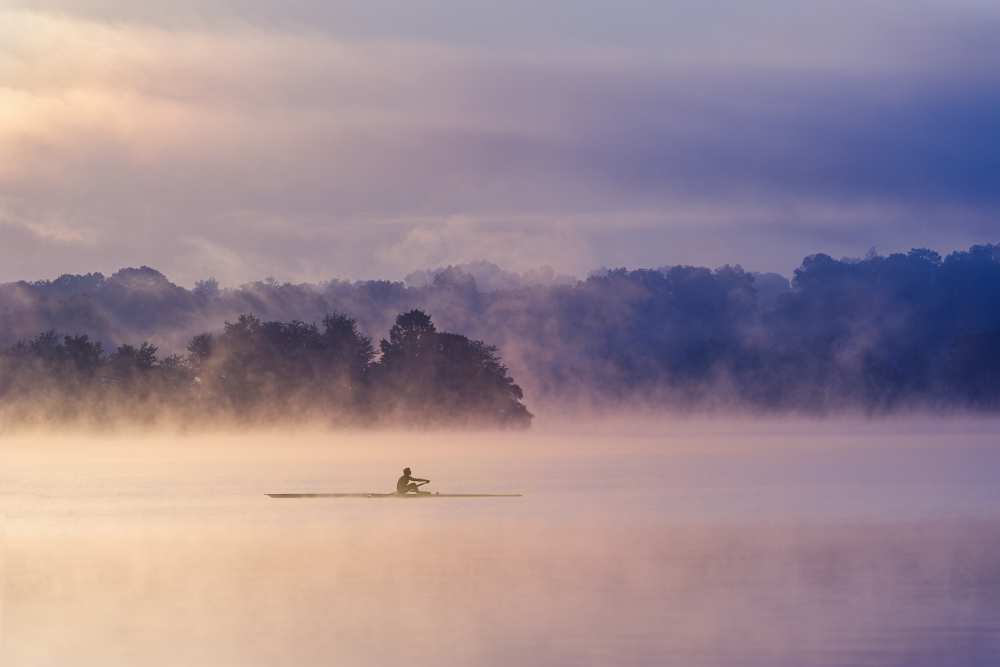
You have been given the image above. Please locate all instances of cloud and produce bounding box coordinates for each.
[0,6,998,285]
[379,216,594,276]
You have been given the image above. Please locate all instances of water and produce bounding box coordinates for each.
[1,418,999,666]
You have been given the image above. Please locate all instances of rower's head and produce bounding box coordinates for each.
[403,467,411,475]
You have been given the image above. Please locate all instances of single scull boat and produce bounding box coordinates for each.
[267,492,522,498]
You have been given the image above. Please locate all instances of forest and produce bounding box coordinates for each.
[0,310,531,427]
[1,242,999,423]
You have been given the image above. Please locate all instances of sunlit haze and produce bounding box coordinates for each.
[2,1,1000,284]
[3,2,1000,666]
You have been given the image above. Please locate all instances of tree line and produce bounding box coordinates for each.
[1,243,999,413]
[0,310,532,428]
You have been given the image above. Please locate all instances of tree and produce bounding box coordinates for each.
[374,310,531,426]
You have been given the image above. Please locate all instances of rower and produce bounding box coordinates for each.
[396,467,430,495]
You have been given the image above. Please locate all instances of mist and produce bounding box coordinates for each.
[3,417,1000,666]
[5,2,1000,664]
[2,243,999,428]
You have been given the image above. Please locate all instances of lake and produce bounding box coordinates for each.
[2,417,999,665]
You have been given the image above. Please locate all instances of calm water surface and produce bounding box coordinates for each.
[1,418,999,666]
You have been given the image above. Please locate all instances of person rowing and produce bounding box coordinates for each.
[396,467,430,495]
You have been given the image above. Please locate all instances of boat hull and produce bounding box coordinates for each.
[267,492,522,498]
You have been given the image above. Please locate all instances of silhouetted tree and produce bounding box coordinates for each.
[373,310,531,426]
[182,312,376,421]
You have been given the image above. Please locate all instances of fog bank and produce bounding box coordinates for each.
[2,244,999,420]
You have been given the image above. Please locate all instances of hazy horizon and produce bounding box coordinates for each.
[2,244,999,421]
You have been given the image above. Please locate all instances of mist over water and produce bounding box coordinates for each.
[2,417,1000,666]
[5,1,1000,663]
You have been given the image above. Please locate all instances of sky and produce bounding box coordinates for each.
[1,0,998,286]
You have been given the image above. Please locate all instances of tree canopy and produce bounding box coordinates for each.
[2,243,1000,415]
[0,310,532,428]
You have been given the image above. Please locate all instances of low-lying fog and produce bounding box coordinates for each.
[2,417,1000,666]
